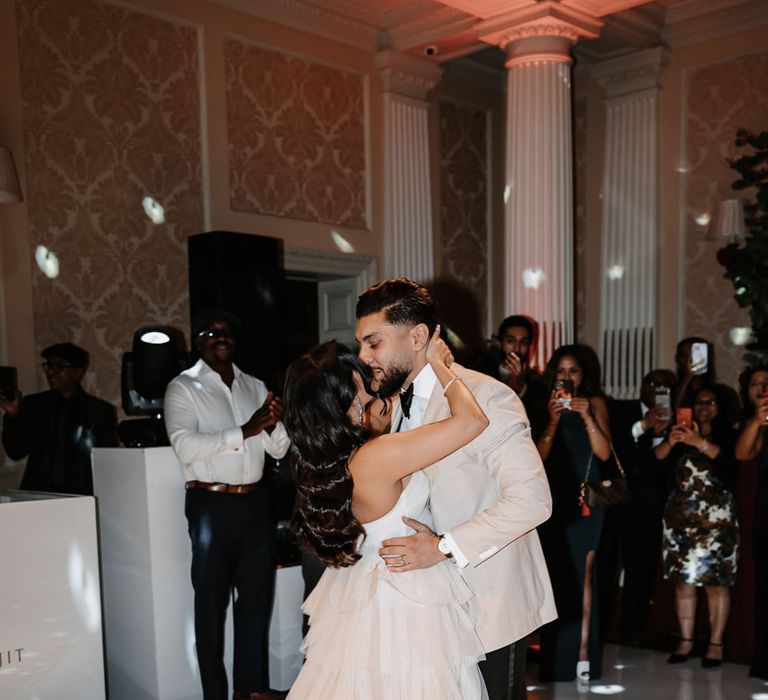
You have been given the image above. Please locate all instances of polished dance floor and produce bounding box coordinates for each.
[526,644,768,699]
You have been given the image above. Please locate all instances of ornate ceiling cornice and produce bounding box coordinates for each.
[377,49,444,99]
[206,0,381,51]
[477,2,603,49]
[592,45,668,96]
[661,0,768,48]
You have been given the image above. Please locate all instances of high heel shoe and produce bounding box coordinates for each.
[576,660,590,680]
[702,642,723,669]
[667,638,694,664]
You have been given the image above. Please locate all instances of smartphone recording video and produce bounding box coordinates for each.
[676,407,693,428]
[690,342,709,376]
[655,386,672,421]
[553,379,574,409]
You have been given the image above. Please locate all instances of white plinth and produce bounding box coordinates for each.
[92,447,303,700]
[0,491,106,700]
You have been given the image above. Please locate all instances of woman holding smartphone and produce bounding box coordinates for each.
[655,384,738,668]
[535,344,611,683]
[734,365,768,679]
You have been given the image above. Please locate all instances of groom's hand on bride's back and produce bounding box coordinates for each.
[379,517,444,573]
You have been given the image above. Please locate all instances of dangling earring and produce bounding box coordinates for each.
[355,396,364,425]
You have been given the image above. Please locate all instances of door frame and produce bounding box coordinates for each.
[284,247,378,294]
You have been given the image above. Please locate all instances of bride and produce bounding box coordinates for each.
[283,327,489,699]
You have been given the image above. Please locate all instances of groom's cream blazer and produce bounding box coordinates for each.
[421,364,557,653]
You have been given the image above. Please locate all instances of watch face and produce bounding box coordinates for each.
[438,538,450,554]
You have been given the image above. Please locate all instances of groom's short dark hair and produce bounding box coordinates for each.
[356,278,438,333]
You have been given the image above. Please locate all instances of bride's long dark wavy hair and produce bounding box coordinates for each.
[283,340,372,568]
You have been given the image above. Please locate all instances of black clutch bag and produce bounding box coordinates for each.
[579,445,632,510]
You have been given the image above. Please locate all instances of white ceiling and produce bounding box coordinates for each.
[211,0,768,64]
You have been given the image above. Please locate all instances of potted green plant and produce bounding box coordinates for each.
[717,128,768,366]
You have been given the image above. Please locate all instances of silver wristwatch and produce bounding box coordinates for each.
[437,535,454,559]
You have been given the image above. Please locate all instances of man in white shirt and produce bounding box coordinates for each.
[165,309,290,700]
[355,279,555,700]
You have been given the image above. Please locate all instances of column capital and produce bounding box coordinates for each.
[592,46,668,99]
[376,50,443,101]
[477,2,602,68]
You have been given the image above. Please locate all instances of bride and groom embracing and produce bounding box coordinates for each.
[283,279,556,699]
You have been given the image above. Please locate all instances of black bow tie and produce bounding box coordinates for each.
[400,383,414,420]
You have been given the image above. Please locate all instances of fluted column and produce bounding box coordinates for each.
[377,51,442,282]
[593,47,666,398]
[480,11,600,367]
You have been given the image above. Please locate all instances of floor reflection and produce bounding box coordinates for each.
[526,644,768,699]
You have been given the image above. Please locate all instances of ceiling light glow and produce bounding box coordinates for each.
[607,264,624,280]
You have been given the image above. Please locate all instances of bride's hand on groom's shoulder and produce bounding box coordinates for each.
[379,517,444,573]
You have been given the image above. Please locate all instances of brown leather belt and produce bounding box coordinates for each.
[185,480,260,494]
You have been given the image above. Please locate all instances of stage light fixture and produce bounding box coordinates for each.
[119,325,187,447]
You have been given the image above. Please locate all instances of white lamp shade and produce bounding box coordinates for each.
[0,146,23,204]
[709,198,747,240]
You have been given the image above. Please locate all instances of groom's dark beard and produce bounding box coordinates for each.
[375,365,411,402]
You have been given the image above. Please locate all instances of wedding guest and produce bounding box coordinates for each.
[165,309,289,700]
[656,384,738,668]
[1,342,117,495]
[536,344,611,682]
[479,315,548,430]
[600,369,676,642]
[734,365,768,678]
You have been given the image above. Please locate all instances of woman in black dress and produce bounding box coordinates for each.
[535,344,611,682]
[735,366,768,678]
[655,384,738,668]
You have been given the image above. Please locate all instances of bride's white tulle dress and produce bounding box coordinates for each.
[287,470,488,699]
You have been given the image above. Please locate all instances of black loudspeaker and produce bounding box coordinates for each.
[188,232,285,391]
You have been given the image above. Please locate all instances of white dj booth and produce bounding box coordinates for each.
[0,491,106,700]
[0,447,304,700]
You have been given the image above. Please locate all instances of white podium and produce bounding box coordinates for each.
[0,491,106,700]
[92,447,303,700]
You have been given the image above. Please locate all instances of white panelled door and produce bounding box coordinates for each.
[318,277,358,347]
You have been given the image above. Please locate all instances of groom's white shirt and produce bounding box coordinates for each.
[395,363,557,653]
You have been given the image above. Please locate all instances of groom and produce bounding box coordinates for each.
[355,278,556,700]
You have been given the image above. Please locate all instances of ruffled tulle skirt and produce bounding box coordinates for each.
[287,554,488,699]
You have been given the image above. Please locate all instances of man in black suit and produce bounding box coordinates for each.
[600,369,677,641]
[1,342,117,495]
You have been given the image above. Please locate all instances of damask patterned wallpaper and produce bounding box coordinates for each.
[16,0,203,409]
[438,100,489,337]
[683,49,768,387]
[225,39,367,228]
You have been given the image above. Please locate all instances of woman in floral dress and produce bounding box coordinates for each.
[654,384,738,668]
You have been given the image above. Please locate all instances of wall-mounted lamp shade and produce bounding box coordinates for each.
[0,146,23,204]
[708,199,747,241]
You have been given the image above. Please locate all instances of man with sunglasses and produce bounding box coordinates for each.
[1,342,117,494]
[164,308,289,700]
